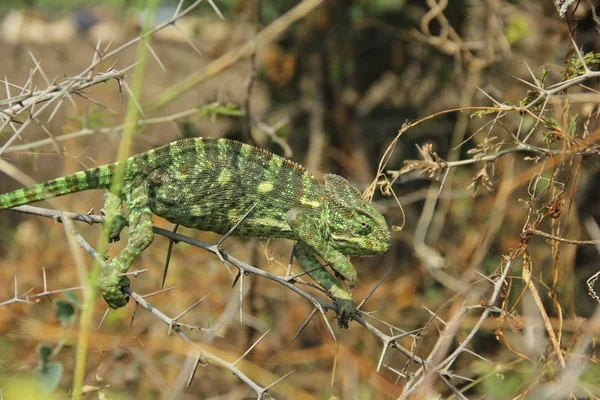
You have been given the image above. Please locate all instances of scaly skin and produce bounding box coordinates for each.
[0,137,390,328]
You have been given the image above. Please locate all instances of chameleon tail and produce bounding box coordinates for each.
[0,163,118,209]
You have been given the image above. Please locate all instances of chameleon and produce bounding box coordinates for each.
[0,137,390,328]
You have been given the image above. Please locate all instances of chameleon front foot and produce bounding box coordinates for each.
[99,273,130,309]
[330,287,357,329]
[105,215,127,243]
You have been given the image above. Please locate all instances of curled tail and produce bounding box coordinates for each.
[0,163,118,209]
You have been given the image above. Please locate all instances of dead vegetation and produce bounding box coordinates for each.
[0,0,600,399]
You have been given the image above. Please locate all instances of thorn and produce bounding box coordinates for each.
[234,329,271,366]
[383,364,408,379]
[232,270,241,288]
[474,85,506,108]
[377,341,391,372]
[121,80,146,118]
[239,272,244,325]
[28,51,51,86]
[103,37,115,54]
[217,203,257,247]
[119,268,149,278]
[73,92,116,114]
[141,286,177,299]
[173,24,203,57]
[285,264,327,282]
[129,302,139,332]
[42,267,48,292]
[171,294,210,325]
[212,245,234,278]
[317,304,336,342]
[389,327,424,341]
[262,369,296,392]
[474,270,495,284]
[523,61,540,86]
[357,268,391,310]
[570,34,590,73]
[207,0,225,20]
[513,75,541,90]
[211,204,258,278]
[161,224,180,289]
[186,352,203,387]
[145,41,166,72]
[284,242,296,279]
[97,307,110,330]
[174,0,185,17]
[292,308,317,342]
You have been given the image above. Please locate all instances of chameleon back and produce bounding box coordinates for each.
[134,138,326,239]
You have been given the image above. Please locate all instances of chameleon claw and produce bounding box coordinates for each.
[100,272,131,309]
[344,274,359,289]
[333,296,357,329]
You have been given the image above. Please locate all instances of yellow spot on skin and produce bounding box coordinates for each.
[227,209,240,222]
[258,182,273,193]
[238,143,252,170]
[302,172,313,186]
[169,142,182,165]
[191,205,203,216]
[195,139,205,167]
[241,143,252,157]
[217,139,228,161]
[300,198,321,208]
[76,171,87,187]
[218,169,231,184]
[269,156,283,172]
[147,149,156,166]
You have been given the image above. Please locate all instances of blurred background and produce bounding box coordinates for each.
[0,0,599,398]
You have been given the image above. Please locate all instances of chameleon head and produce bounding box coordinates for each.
[323,174,391,257]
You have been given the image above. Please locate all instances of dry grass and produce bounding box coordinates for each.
[1,1,600,399]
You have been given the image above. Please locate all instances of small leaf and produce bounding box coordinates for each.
[541,117,562,131]
[54,300,75,324]
[568,114,579,136]
[63,291,81,309]
[470,109,498,119]
[34,362,63,394]
[36,344,53,364]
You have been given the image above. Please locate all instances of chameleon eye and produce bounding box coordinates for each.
[355,215,373,236]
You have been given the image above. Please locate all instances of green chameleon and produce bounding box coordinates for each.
[0,137,390,327]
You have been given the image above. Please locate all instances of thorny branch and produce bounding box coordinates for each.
[2,1,600,398]
[0,0,209,157]
[3,205,435,394]
[360,13,600,397]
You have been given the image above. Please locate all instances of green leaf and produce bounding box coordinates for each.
[470,109,498,119]
[62,291,81,309]
[539,66,550,85]
[34,362,63,395]
[54,300,76,324]
[36,344,53,365]
[568,113,579,136]
[541,117,562,131]
[566,51,600,77]
[196,102,242,121]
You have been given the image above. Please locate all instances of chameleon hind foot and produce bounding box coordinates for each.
[102,191,127,243]
[330,286,357,329]
[99,268,130,309]
[105,215,127,243]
